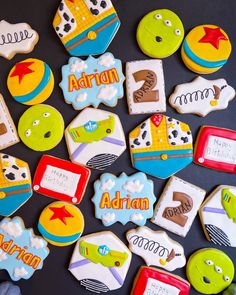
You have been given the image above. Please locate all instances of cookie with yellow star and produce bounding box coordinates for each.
[181,25,232,74]
[38,201,84,246]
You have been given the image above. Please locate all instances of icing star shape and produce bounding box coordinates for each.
[49,205,74,225]
[10,61,34,83]
[199,27,228,49]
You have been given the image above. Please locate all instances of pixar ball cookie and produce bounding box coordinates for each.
[7,58,54,105]
[187,248,234,294]
[38,201,84,247]
[181,25,232,74]
[137,9,184,58]
[18,104,64,152]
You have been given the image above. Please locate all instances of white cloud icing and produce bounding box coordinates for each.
[30,237,44,249]
[123,180,144,194]
[102,213,116,224]
[100,179,115,191]
[76,92,87,102]
[130,213,144,222]
[14,267,28,278]
[97,86,118,101]
[98,54,115,67]
[0,249,7,262]
[70,60,87,73]
[0,221,22,238]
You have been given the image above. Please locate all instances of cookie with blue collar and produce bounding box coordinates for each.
[92,172,156,226]
[0,216,49,281]
[60,53,124,110]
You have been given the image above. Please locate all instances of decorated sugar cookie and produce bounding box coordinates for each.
[0,281,21,295]
[200,185,236,247]
[33,155,90,204]
[7,58,54,105]
[92,172,156,226]
[224,284,236,295]
[169,76,235,117]
[186,248,234,294]
[65,107,126,170]
[53,0,120,56]
[152,176,205,237]
[181,25,232,74]
[131,266,190,295]
[0,94,19,150]
[129,114,193,179]
[0,217,49,281]
[38,201,84,246]
[126,227,186,271]
[0,20,39,60]
[60,53,124,110]
[0,154,32,217]
[69,231,132,293]
[194,126,236,173]
[137,9,184,58]
[126,59,166,114]
[18,104,64,152]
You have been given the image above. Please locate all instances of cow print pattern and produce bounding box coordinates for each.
[1,154,28,183]
[85,0,112,16]
[130,120,152,149]
[55,0,76,39]
[166,117,192,146]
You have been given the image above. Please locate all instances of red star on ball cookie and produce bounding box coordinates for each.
[199,26,228,49]
[49,205,74,225]
[10,61,34,83]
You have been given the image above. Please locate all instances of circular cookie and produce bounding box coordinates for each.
[18,104,64,152]
[181,25,232,74]
[186,248,234,294]
[38,201,84,246]
[7,58,54,105]
[137,9,184,58]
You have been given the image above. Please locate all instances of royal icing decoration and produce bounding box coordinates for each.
[0,154,32,217]
[0,95,19,150]
[53,0,120,56]
[0,217,49,281]
[223,284,236,295]
[129,114,193,179]
[152,176,206,237]
[33,155,90,204]
[69,231,132,293]
[65,107,126,170]
[169,76,235,117]
[126,227,186,271]
[200,185,236,247]
[194,126,236,173]
[92,172,156,226]
[38,201,84,247]
[60,53,124,110]
[0,281,21,294]
[126,59,166,114]
[0,20,39,60]
[186,248,234,294]
[131,266,190,295]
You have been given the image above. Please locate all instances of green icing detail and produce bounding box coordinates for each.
[222,188,236,222]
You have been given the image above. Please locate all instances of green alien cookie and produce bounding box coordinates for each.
[18,104,64,151]
[137,9,184,58]
[187,248,234,294]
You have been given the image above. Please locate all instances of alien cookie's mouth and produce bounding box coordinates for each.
[44,131,51,138]
[203,276,211,284]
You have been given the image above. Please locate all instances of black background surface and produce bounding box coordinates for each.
[0,0,236,294]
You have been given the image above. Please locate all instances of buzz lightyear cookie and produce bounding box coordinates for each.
[224,284,236,295]
[0,216,49,281]
[69,231,132,293]
[53,0,120,56]
[186,248,234,294]
[137,9,184,58]
[38,201,84,247]
[7,58,54,105]
[60,53,124,110]
[126,227,186,271]
[92,172,156,226]
[169,76,235,116]
[0,153,32,217]
[181,25,232,74]
[65,107,126,170]
[129,114,193,179]
[126,59,166,114]
[0,20,39,60]
[18,104,64,152]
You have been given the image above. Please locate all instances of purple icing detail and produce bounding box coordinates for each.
[69,258,91,270]
[72,143,88,160]
[109,267,124,285]
[102,137,125,146]
[203,207,226,214]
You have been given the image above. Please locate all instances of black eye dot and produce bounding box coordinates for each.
[156,36,162,42]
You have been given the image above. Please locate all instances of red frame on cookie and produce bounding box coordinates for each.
[33,155,90,204]
[132,267,190,295]
[194,126,236,173]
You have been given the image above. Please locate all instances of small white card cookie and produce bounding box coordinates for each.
[126,59,166,114]
[126,226,186,271]
[152,176,206,237]
[169,76,235,117]
[0,20,39,60]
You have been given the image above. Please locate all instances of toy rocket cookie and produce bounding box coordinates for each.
[53,0,120,56]
[129,114,193,179]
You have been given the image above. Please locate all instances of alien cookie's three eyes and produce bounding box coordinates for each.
[204,260,230,282]
[25,112,51,137]
[154,13,182,36]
